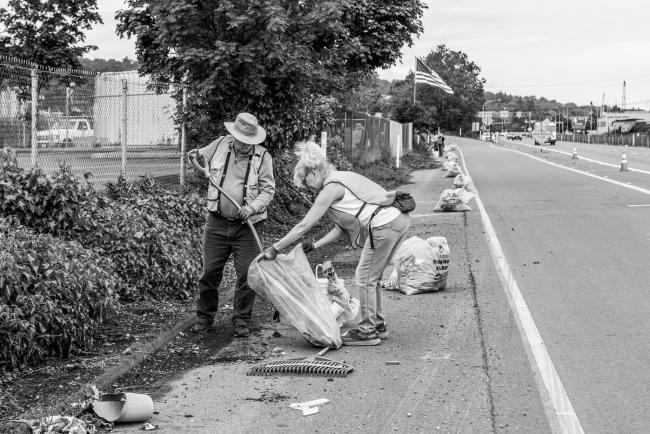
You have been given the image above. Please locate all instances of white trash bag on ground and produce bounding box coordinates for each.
[444,161,462,178]
[452,174,477,193]
[445,151,459,162]
[433,188,474,212]
[248,245,342,348]
[382,236,450,295]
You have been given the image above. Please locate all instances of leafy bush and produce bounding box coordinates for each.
[106,174,206,231]
[326,135,354,171]
[0,148,106,234]
[76,203,202,300]
[0,219,124,370]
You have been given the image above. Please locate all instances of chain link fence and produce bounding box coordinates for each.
[0,56,186,189]
[558,133,650,147]
[326,111,413,166]
[1,57,414,189]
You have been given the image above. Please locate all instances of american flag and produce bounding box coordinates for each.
[415,57,453,94]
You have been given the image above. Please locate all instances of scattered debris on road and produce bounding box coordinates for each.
[289,398,330,416]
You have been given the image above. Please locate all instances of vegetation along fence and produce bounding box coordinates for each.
[0,56,185,189]
[327,111,413,166]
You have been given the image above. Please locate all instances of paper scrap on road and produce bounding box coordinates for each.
[289,398,330,416]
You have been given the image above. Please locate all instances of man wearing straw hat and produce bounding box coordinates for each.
[188,112,275,337]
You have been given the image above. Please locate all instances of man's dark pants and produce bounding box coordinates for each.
[196,213,263,327]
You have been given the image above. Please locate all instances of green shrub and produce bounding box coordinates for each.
[76,203,203,300]
[0,220,124,370]
[0,148,106,234]
[106,174,206,231]
[326,136,354,171]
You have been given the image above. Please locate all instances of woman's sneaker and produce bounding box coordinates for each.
[376,323,388,339]
[342,329,381,346]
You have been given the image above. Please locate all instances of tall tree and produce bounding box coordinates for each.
[0,0,102,69]
[116,0,426,149]
[386,45,485,133]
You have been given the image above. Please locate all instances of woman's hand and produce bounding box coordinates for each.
[302,238,315,253]
[261,245,278,260]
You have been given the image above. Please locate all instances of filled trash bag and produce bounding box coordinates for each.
[444,161,462,177]
[382,236,450,295]
[433,188,474,212]
[445,151,459,162]
[452,174,477,193]
[248,245,342,348]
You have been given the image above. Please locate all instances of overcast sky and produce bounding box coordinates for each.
[10,0,649,110]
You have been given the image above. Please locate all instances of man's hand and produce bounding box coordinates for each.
[261,246,278,261]
[302,238,315,253]
[188,150,210,178]
[238,205,255,220]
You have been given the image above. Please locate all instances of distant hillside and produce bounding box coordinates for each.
[78,57,139,73]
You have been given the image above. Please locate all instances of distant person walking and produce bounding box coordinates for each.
[437,134,446,157]
[188,112,275,338]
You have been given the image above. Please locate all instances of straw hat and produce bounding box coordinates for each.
[224,112,267,145]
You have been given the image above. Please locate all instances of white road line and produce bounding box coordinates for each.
[626,204,650,207]
[491,145,650,196]
[509,142,650,175]
[457,146,584,434]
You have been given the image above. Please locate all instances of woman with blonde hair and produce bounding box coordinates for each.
[263,142,412,345]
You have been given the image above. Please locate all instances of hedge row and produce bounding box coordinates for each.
[0,150,206,368]
[0,220,125,369]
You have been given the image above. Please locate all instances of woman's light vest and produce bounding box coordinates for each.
[324,171,397,248]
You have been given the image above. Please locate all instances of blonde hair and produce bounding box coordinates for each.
[293,140,334,187]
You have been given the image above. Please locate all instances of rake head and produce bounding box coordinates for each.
[247,349,353,377]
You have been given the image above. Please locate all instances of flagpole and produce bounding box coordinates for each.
[413,57,417,104]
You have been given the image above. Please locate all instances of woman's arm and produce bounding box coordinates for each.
[314,225,344,249]
[273,183,344,251]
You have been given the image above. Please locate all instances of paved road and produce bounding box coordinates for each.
[513,137,650,172]
[460,137,650,433]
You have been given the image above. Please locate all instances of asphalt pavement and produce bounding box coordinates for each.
[112,151,552,433]
[462,137,650,433]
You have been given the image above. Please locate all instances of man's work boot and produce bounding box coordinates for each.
[233,324,250,338]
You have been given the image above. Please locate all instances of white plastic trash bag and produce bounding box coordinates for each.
[382,236,450,295]
[445,151,459,162]
[433,188,474,212]
[248,245,342,348]
[444,161,462,178]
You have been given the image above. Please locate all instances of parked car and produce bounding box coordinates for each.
[37,117,95,148]
[507,133,522,140]
[480,132,492,141]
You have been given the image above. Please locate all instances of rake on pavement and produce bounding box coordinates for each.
[247,347,353,377]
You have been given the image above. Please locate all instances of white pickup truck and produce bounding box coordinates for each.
[37,118,95,148]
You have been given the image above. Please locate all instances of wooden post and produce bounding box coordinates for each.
[31,68,38,168]
[395,133,401,168]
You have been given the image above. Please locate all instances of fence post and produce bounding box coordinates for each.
[121,79,128,179]
[180,85,187,186]
[320,131,327,155]
[31,68,38,168]
[395,133,401,168]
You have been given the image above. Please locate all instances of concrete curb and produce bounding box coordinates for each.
[65,315,196,406]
